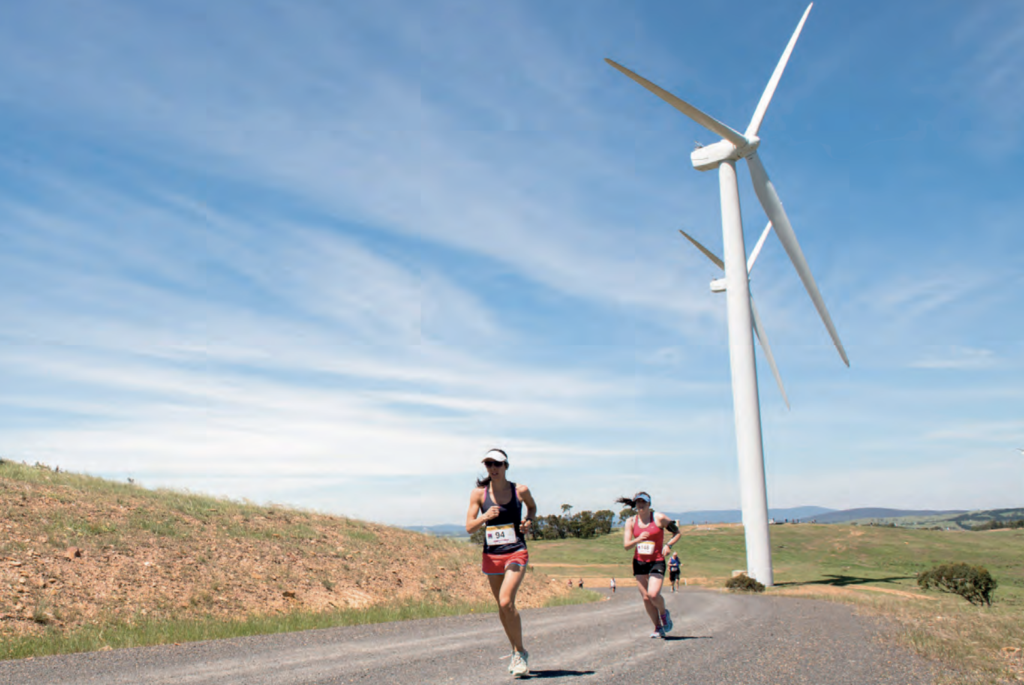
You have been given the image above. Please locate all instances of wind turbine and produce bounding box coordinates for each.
[607,3,848,586]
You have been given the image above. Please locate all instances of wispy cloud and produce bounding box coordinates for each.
[948,2,1024,154]
[910,346,996,370]
[1,0,1022,524]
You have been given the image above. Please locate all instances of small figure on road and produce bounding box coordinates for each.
[615,491,681,639]
[567,579,573,589]
[578,578,584,589]
[610,577,616,593]
[669,552,682,592]
[466,448,537,678]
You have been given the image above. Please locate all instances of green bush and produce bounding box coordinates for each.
[725,573,765,593]
[917,563,997,606]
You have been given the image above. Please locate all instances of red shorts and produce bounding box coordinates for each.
[482,549,529,575]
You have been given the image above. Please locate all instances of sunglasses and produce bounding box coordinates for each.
[483,461,506,468]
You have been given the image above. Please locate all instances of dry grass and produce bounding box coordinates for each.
[775,586,1024,684]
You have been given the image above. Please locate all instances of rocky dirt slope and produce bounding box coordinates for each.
[0,460,568,640]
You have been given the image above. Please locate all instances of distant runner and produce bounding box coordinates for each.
[615,491,682,638]
[610,577,616,594]
[466,448,537,678]
[669,552,681,592]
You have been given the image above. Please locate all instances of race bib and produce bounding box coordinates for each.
[485,523,517,546]
[636,541,655,556]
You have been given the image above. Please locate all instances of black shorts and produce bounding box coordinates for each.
[669,569,681,581]
[632,559,666,577]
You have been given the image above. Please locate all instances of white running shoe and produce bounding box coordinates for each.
[650,627,666,639]
[510,650,530,677]
[507,650,517,674]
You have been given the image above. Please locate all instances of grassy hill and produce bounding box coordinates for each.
[0,459,578,660]
[530,524,1023,683]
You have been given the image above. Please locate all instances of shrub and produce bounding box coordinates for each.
[725,573,765,593]
[917,563,997,606]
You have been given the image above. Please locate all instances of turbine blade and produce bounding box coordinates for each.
[747,220,774,274]
[679,229,724,270]
[750,295,790,409]
[746,151,849,366]
[606,58,748,147]
[745,3,813,138]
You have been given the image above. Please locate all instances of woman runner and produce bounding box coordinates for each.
[466,448,537,677]
[616,491,682,638]
[669,552,682,592]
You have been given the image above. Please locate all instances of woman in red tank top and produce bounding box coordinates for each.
[616,491,682,638]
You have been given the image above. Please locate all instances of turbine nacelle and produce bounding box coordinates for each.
[691,136,761,171]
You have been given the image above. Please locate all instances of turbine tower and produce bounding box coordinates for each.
[607,3,848,585]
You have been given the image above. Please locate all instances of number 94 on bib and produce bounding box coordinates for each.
[485,523,517,546]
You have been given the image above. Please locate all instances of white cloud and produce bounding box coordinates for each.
[910,346,996,370]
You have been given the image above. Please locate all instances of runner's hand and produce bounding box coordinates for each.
[635,531,650,542]
[662,544,671,557]
[483,506,501,521]
[521,518,533,534]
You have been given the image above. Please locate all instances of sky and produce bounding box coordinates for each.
[1,0,1022,527]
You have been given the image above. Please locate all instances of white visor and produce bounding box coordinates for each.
[481,449,508,464]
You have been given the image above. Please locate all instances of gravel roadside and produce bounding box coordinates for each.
[0,588,941,685]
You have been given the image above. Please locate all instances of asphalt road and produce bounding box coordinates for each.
[0,588,939,685]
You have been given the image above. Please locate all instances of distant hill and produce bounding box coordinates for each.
[815,508,967,524]
[842,507,1024,530]
[664,506,835,524]
[412,506,1023,534]
[404,524,467,537]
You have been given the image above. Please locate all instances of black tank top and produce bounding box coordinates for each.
[482,481,527,555]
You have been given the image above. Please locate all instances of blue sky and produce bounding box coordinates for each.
[1,0,1022,526]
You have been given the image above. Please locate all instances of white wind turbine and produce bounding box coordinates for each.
[607,3,848,586]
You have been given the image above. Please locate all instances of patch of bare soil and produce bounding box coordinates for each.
[0,466,569,640]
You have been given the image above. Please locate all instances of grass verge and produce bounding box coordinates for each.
[0,598,497,661]
[2,581,599,662]
[784,588,1024,685]
[542,589,604,607]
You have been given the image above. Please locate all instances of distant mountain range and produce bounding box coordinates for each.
[811,507,967,524]
[408,506,1016,536]
[406,523,467,537]
[664,506,834,524]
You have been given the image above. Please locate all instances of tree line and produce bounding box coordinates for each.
[471,504,633,544]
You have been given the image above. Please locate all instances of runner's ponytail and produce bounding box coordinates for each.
[615,491,652,509]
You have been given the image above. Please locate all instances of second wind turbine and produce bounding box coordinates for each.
[607,3,848,586]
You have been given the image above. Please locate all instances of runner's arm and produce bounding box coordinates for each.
[623,516,648,549]
[465,488,491,534]
[657,513,683,552]
[518,484,537,535]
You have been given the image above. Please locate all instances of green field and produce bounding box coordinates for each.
[530,524,1024,684]
[531,523,1023,595]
